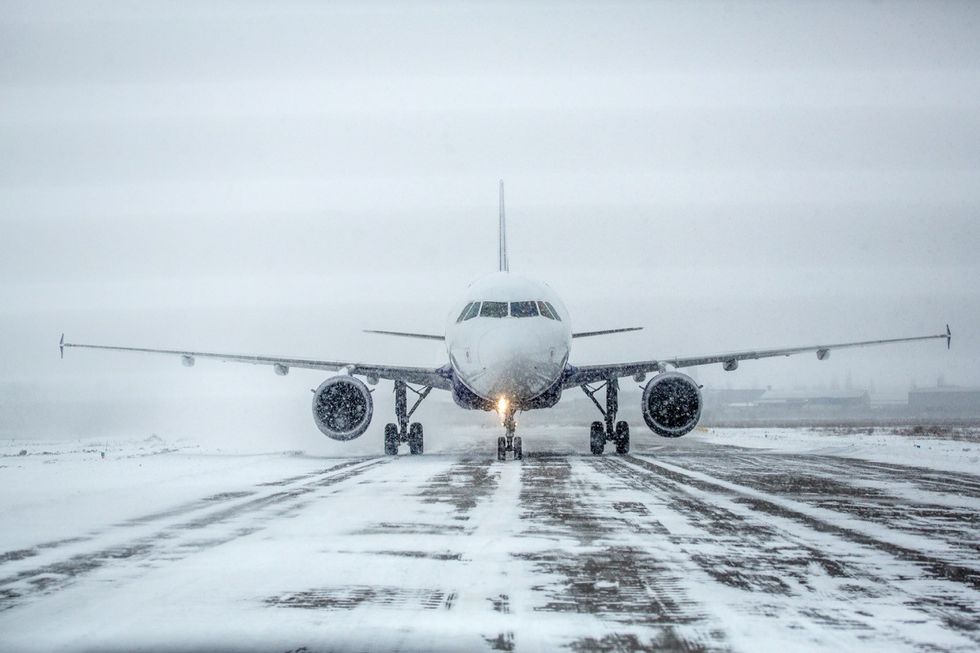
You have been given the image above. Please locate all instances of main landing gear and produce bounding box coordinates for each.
[582,378,630,455]
[385,380,431,456]
[496,406,523,462]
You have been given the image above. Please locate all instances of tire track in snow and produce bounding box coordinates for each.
[616,453,980,647]
[0,457,387,612]
[266,455,524,651]
[628,453,980,590]
[655,448,980,561]
[516,452,727,652]
[0,458,375,570]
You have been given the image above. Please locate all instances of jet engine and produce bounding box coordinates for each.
[641,371,702,437]
[311,375,373,440]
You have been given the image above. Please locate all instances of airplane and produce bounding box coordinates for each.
[60,182,952,461]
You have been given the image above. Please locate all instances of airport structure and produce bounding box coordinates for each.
[693,383,980,424]
[908,386,980,417]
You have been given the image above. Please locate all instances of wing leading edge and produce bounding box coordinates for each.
[60,337,452,390]
[563,325,951,388]
[363,330,445,341]
[572,327,643,339]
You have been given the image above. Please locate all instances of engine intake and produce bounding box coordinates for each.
[311,376,373,440]
[642,371,702,438]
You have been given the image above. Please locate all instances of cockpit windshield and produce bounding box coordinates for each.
[479,301,509,318]
[456,302,474,323]
[461,302,480,321]
[510,301,538,318]
[537,301,561,321]
[458,300,558,320]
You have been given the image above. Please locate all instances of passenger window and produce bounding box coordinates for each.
[480,301,508,318]
[537,301,556,320]
[463,302,481,321]
[510,301,538,318]
[545,301,562,321]
[456,302,473,323]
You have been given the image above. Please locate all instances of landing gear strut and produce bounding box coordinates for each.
[497,406,523,462]
[582,378,630,455]
[385,380,431,456]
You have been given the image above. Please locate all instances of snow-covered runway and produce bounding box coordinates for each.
[1,429,978,652]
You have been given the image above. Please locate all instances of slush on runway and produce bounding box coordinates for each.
[1,429,977,652]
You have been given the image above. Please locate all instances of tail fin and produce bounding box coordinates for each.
[498,180,509,272]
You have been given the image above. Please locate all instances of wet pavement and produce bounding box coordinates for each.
[0,433,978,651]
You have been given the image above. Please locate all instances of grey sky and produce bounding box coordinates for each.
[1,1,978,441]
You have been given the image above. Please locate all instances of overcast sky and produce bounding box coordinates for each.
[1,1,978,441]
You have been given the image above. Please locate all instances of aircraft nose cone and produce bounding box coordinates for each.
[476,327,560,399]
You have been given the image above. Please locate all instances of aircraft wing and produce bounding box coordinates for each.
[60,336,453,390]
[563,325,951,388]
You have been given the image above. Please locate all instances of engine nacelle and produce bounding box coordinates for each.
[311,376,373,440]
[642,371,702,438]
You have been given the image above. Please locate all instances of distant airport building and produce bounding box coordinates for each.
[908,386,980,416]
[702,388,767,407]
[701,388,871,422]
[757,389,871,409]
[753,390,871,418]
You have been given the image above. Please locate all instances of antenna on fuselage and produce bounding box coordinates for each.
[498,179,509,272]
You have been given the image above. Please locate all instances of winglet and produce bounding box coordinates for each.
[59,333,65,359]
[946,324,952,350]
[498,180,508,272]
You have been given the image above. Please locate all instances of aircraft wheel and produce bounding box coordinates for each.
[513,436,523,461]
[408,422,424,455]
[497,436,507,461]
[590,421,605,455]
[615,421,630,455]
[384,423,399,456]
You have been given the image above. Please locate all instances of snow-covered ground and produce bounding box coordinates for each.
[1,428,978,652]
[692,426,980,474]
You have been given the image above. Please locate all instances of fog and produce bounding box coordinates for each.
[1,1,978,448]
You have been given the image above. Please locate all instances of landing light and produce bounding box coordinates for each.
[496,396,509,421]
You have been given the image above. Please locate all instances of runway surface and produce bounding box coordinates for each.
[0,429,978,652]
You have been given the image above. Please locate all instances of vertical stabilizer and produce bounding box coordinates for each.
[498,180,509,272]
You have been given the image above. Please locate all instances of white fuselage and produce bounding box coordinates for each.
[446,272,572,405]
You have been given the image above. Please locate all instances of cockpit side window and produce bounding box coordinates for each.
[545,302,562,321]
[480,301,508,318]
[537,301,557,320]
[510,301,538,318]
[463,302,481,321]
[456,302,474,323]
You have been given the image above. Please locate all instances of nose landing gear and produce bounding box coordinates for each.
[496,407,523,461]
[384,380,431,456]
[582,378,630,455]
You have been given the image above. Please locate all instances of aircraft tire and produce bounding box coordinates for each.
[590,421,605,455]
[497,436,507,461]
[514,436,523,461]
[615,421,630,455]
[384,423,399,456]
[408,423,424,455]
